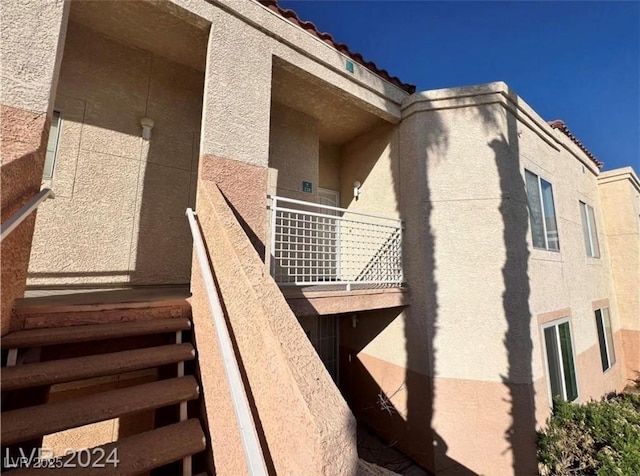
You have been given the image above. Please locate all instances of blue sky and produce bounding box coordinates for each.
[280,1,639,173]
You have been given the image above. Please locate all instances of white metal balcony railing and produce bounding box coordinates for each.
[268,195,403,290]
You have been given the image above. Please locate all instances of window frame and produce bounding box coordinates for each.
[595,307,616,372]
[525,169,560,252]
[43,109,62,180]
[579,201,600,258]
[541,318,579,404]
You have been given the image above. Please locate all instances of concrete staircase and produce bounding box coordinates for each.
[1,305,208,475]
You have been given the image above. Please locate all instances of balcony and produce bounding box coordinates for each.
[268,196,404,293]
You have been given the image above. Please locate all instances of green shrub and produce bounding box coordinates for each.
[537,393,640,475]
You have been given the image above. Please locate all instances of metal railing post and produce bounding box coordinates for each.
[269,196,278,278]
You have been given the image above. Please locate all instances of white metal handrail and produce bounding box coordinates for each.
[0,188,54,242]
[185,208,268,476]
[268,195,404,289]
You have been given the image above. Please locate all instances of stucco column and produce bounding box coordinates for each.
[197,13,273,257]
[1,0,69,334]
[598,170,640,380]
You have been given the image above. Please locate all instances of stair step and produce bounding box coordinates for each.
[7,418,206,475]
[1,343,195,391]
[1,317,191,349]
[2,376,199,445]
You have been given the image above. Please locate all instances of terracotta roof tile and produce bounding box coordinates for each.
[548,119,603,169]
[258,0,416,94]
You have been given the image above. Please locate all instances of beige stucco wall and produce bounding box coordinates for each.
[400,89,512,381]
[338,308,435,470]
[400,81,625,389]
[1,0,69,333]
[389,82,628,474]
[322,118,435,467]
[196,0,405,167]
[397,88,531,474]
[268,102,319,201]
[190,0,405,166]
[193,0,406,252]
[340,122,400,217]
[187,8,408,460]
[319,143,340,191]
[27,22,204,288]
[8,1,633,473]
[1,0,68,115]
[598,168,640,379]
[517,129,628,422]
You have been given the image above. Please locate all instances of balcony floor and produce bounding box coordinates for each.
[281,284,409,317]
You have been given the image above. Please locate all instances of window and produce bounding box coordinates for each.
[579,201,600,258]
[543,320,578,402]
[525,170,560,251]
[595,307,616,371]
[43,110,61,179]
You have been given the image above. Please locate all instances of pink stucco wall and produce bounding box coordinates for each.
[1,105,49,334]
[189,176,358,474]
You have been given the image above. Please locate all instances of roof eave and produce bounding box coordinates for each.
[257,0,416,94]
[548,120,603,169]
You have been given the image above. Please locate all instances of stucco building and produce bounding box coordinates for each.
[1,1,638,475]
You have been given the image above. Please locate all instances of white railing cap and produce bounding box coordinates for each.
[268,194,402,223]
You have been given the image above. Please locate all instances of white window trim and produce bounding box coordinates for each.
[595,307,616,372]
[541,318,580,405]
[580,201,600,258]
[43,109,62,180]
[526,169,560,252]
[537,179,550,250]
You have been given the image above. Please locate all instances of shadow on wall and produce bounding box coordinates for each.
[342,84,538,475]
[340,122,397,210]
[337,308,434,469]
[132,59,205,286]
[26,15,207,289]
[395,103,474,474]
[267,99,399,286]
[428,92,535,474]
[489,93,537,474]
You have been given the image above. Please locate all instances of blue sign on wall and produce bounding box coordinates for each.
[302,181,312,193]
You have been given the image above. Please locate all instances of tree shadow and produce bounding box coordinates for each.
[24,4,208,291]
[490,92,537,474]
[386,87,537,474]
[396,98,474,474]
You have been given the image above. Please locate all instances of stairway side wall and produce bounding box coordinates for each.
[189,182,358,475]
[1,0,69,334]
